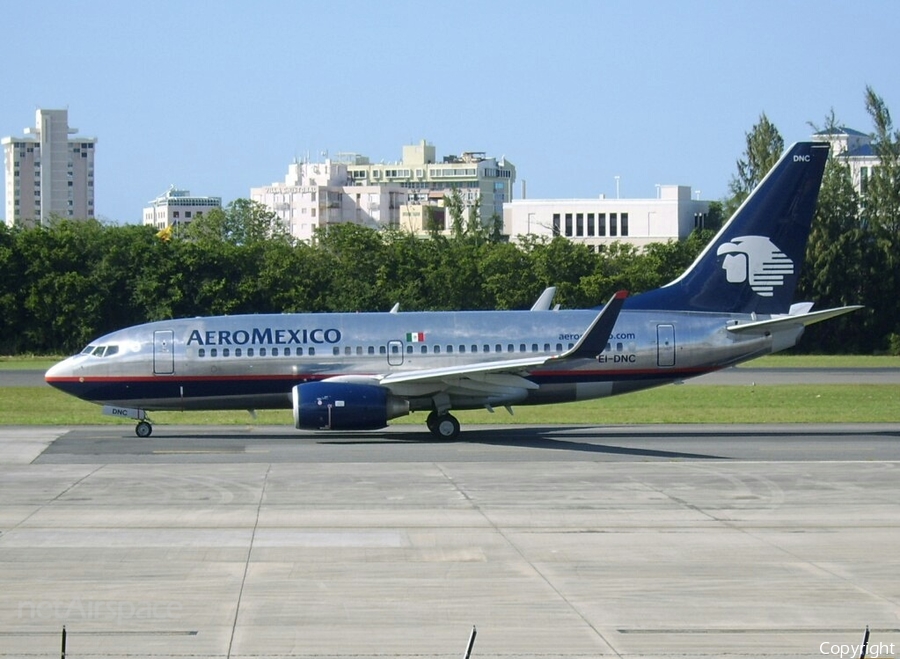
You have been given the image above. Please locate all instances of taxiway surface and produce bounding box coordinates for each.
[1,423,899,659]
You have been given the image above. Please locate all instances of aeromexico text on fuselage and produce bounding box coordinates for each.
[186,326,342,347]
[182,324,629,348]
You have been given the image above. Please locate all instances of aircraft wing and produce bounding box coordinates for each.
[726,305,863,334]
[378,290,627,386]
[378,354,551,387]
[329,291,628,395]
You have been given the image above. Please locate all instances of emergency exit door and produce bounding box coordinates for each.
[153,330,175,375]
[657,324,675,367]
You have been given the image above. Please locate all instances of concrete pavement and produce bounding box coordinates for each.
[1,424,899,658]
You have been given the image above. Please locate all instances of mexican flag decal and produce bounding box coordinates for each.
[406,332,425,343]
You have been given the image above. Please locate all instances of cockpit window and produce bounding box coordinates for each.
[85,344,120,358]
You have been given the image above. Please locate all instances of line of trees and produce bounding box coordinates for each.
[1,89,897,356]
[796,87,900,354]
[0,211,714,354]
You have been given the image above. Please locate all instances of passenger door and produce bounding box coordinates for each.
[657,324,675,367]
[153,330,175,375]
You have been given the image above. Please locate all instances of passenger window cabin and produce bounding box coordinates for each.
[192,333,574,361]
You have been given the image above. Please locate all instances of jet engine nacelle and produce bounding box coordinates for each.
[292,382,410,431]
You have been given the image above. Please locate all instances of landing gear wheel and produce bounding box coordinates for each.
[426,410,439,433]
[429,413,460,440]
[135,421,153,438]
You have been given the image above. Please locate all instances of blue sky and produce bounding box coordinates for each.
[2,0,897,224]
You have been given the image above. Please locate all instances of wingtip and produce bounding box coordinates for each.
[614,290,629,300]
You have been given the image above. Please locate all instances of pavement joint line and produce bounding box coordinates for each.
[2,462,106,534]
[226,463,271,659]
[433,462,625,658]
[638,462,900,612]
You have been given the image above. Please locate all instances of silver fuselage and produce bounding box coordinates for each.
[45,308,799,412]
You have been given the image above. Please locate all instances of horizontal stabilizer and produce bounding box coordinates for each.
[726,305,863,334]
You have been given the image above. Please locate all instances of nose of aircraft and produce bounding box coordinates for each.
[45,357,75,384]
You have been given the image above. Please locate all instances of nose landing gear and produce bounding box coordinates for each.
[135,420,153,438]
[101,405,153,437]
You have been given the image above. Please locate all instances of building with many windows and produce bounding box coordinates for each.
[251,159,408,242]
[142,186,222,230]
[344,140,515,224]
[251,140,515,241]
[3,109,96,227]
[504,185,709,250]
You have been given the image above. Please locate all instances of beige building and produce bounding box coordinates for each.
[3,109,96,227]
[142,186,222,230]
[344,140,515,224]
[252,140,515,241]
[504,185,709,250]
[251,159,408,242]
[813,127,880,195]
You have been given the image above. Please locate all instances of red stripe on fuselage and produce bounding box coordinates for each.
[46,365,714,386]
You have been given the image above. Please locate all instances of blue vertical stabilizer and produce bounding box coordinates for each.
[626,142,830,314]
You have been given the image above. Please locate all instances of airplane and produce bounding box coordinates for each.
[45,141,861,440]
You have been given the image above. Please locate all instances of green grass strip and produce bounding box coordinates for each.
[742,354,899,368]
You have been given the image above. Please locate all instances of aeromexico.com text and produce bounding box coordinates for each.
[186,327,342,347]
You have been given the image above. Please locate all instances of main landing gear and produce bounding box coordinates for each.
[426,411,461,440]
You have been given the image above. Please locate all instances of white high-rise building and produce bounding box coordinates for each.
[2,109,96,227]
